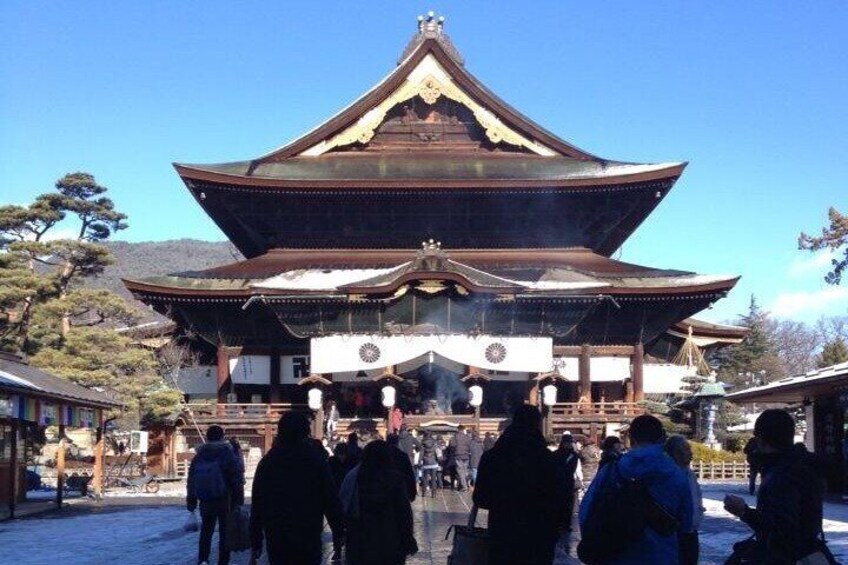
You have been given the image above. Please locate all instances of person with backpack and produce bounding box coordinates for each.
[578,414,693,565]
[473,405,565,565]
[724,409,829,564]
[186,425,243,565]
[249,412,343,565]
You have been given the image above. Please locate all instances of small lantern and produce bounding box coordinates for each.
[381,385,396,408]
[468,385,484,407]
[542,383,558,406]
[308,387,323,411]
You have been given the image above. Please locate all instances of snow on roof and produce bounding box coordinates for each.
[726,361,848,400]
[0,369,43,392]
[251,265,409,291]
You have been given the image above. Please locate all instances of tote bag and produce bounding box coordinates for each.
[446,505,489,565]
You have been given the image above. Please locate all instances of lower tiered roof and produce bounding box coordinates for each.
[123,247,738,299]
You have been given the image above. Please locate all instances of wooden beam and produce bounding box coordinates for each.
[554,345,636,356]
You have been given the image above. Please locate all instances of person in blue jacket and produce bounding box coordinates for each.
[579,415,693,564]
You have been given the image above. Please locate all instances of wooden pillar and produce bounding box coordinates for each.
[216,345,230,404]
[93,415,105,500]
[625,381,634,404]
[269,351,281,404]
[528,378,540,407]
[56,425,66,509]
[263,424,274,453]
[579,345,592,405]
[8,419,18,519]
[314,406,325,441]
[632,343,645,403]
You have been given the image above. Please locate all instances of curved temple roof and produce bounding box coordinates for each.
[172,21,687,257]
[123,247,739,299]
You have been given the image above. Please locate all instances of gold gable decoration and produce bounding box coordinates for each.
[299,54,556,157]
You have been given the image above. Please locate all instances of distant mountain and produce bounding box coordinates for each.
[86,239,243,321]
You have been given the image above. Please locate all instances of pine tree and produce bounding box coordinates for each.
[799,207,848,285]
[818,337,848,368]
[0,172,181,427]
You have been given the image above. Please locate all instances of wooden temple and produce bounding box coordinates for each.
[124,14,745,449]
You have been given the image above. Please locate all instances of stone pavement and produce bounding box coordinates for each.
[5,482,845,564]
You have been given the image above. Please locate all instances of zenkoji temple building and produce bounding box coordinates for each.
[124,15,745,448]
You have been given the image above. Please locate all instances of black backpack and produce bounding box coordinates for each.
[577,462,678,564]
[193,456,227,501]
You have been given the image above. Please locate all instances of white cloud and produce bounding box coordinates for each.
[788,249,836,277]
[771,287,848,318]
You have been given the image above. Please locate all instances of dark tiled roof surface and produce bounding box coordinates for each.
[0,357,121,408]
[181,155,678,183]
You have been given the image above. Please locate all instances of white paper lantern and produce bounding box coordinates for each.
[468,385,484,407]
[542,383,558,406]
[381,385,396,408]
[308,387,323,411]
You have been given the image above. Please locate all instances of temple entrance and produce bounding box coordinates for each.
[327,353,531,422]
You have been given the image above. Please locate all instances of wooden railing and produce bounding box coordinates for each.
[548,402,644,422]
[183,403,305,423]
[692,460,749,480]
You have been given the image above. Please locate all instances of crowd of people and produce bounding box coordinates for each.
[185,406,833,565]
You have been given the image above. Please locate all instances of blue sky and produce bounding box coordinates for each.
[1,2,846,325]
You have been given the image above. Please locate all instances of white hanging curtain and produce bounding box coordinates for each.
[309,334,552,374]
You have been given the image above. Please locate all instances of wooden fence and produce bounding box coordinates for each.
[691,460,749,480]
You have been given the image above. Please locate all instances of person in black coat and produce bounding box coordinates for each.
[341,440,417,565]
[450,426,472,491]
[441,442,458,490]
[328,442,349,494]
[473,405,566,565]
[725,410,825,564]
[346,431,363,471]
[483,432,496,452]
[397,426,420,467]
[419,431,439,497]
[552,434,581,532]
[469,431,484,485]
[387,433,418,501]
[250,412,343,565]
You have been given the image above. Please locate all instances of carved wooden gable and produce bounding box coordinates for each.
[299,53,557,157]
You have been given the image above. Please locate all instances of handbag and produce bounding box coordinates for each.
[183,510,199,533]
[797,531,839,565]
[226,506,251,552]
[446,504,489,565]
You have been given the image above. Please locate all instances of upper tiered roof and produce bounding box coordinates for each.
[175,14,686,258]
